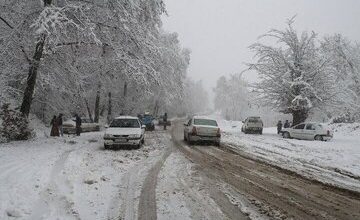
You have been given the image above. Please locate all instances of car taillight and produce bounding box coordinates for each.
[216,128,221,137]
[191,126,197,135]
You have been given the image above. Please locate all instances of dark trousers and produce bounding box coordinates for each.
[76,126,81,136]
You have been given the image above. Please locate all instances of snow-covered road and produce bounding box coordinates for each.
[1,121,360,220]
[0,131,171,220]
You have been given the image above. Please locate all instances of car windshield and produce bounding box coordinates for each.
[194,119,218,126]
[110,119,140,128]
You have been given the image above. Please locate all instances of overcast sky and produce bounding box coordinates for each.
[162,0,360,94]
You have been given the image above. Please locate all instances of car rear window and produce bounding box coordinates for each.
[248,118,261,123]
[110,119,140,128]
[194,119,218,126]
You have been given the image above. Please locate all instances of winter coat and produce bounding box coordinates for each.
[58,116,63,126]
[284,121,290,128]
[277,122,283,129]
[75,116,82,128]
[50,118,59,137]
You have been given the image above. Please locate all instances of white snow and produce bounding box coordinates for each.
[218,119,360,192]
[0,128,168,220]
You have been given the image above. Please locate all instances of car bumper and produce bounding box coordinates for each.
[246,127,262,131]
[190,135,220,142]
[104,137,141,146]
[323,135,333,141]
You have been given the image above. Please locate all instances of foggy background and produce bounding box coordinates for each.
[162,0,360,100]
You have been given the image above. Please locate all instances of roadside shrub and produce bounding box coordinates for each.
[0,103,33,143]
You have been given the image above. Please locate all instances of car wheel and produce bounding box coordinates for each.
[259,130,263,135]
[244,129,248,134]
[141,138,145,144]
[314,135,323,141]
[283,132,291,139]
[215,141,220,146]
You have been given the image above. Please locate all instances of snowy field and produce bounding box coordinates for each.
[0,129,169,220]
[218,119,360,193]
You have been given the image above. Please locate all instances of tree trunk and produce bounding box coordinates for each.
[100,105,105,117]
[84,98,93,122]
[292,109,308,126]
[107,92,112,123]
[20,0,53,117]
[94,85,101,123]
[20,34,46,117]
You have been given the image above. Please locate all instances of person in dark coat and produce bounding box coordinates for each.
[50,115,60,137]
[75,114,82,136]
[284,120,290,128]
[276,120,283,134]
[58,113,64,137]
[163,113,168,130]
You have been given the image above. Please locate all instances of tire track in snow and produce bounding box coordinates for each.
[137,132,173,220]
[28,149,78,220]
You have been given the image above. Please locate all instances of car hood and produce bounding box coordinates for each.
[105,127,141,136]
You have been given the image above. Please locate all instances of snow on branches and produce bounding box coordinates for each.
[248,20,342,125]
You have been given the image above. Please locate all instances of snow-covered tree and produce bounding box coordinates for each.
[214,74,250,120]
[0,0,192,127]
[248,19,340,125]
[320,34,360,122]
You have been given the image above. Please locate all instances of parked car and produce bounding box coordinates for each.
[158,115,171,126]
[63,118,100,134]
[104,116,145,149]
[282,122,333,141]
[140,113,155,131]
[183,116,221,146]
[241,117,263,134]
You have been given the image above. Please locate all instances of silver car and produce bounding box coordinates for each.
[183,116,221,146]
[241,117,264,134]
[282,122,333,141]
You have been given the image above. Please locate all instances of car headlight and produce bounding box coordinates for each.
[129,134,141,139]
[104,134,112,139]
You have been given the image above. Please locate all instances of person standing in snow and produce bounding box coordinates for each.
[58,113,64,137]
[75,114,82,136]
[284,120,290,128]
[163,112,168,130]
[50,115,60,137]
[277,120,283,134]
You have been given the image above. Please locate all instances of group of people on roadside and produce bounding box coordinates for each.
[276,120,292,134]
[50,114,82,137]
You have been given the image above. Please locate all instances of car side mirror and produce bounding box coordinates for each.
[183,123,188,126]
[142,125,146,129]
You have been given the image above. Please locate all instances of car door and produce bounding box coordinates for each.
[292,124,305,139]
[303,123,316,140]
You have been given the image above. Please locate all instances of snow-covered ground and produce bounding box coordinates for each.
[0,129,169,220]
[218,119,360,192]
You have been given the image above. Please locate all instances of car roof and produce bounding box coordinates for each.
[193,116,216,120]
[114,116,139,120]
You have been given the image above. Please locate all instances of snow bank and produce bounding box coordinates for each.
[218,119,360,193]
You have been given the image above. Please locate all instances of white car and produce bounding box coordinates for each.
[282,122,333,141]
[183,116,221,146]
[63,118,100,134]
[241,117,264,134]
[104,116,145,149]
